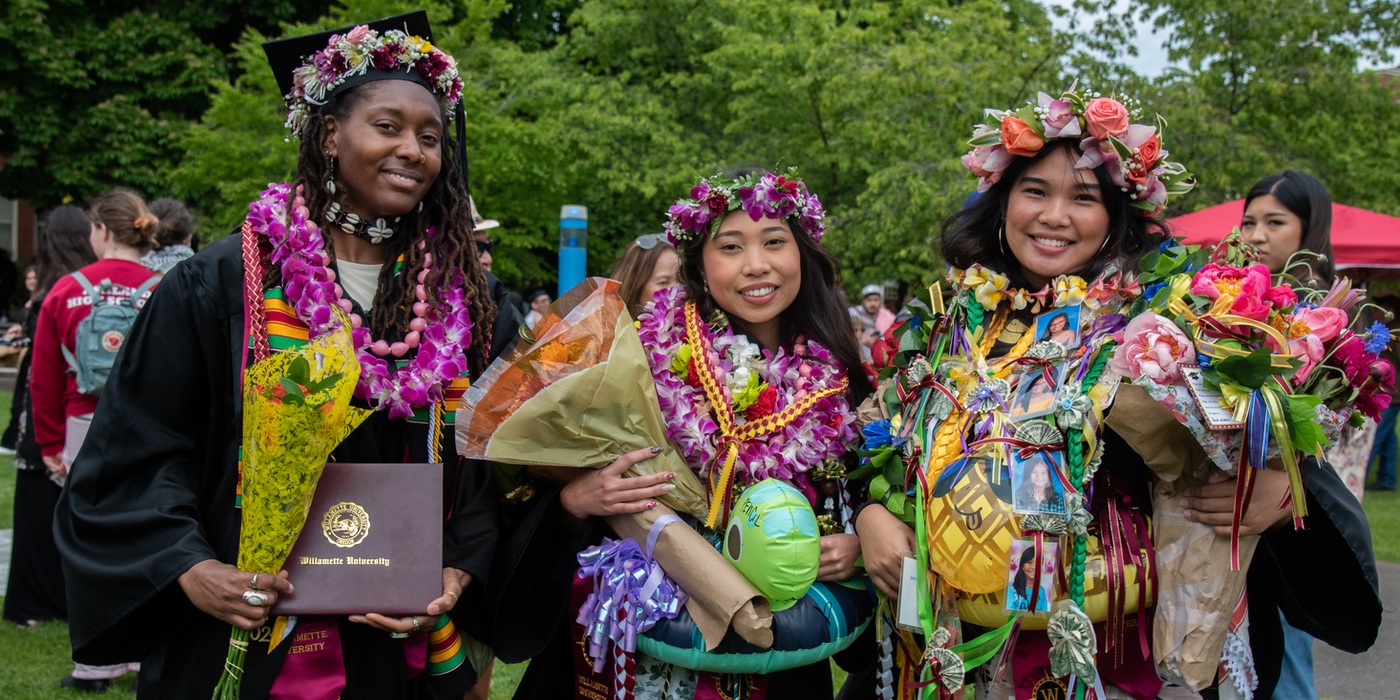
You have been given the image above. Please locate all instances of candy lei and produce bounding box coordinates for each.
[247,183,473,420]
[637,287,856,527]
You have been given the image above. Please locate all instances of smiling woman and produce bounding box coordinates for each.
[497,170,876,700]
[855,87,1380,700]
[942,138,1168,291]
[53,12,518,700]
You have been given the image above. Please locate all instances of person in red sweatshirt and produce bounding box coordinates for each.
[28,188,160,691]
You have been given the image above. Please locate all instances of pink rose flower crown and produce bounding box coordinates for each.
[664,168,826,247]
[961,84,1196,217]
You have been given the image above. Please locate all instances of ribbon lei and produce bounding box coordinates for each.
[575,515,687,673]
[684,302,848,528]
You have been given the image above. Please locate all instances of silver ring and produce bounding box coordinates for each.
[250,573,261,590]
[242,590,268,607]
[411,617,421,634]
[389,631,410,639]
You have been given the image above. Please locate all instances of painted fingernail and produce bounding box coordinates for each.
[645,502,658,509]
[664,472,676,480]
[663,484,675,492]
[650,446,664,454]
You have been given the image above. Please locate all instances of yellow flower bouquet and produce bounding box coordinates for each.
[213,321,371,699]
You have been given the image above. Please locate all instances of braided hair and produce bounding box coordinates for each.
[280,82,497,377]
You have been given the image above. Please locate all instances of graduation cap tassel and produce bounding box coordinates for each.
[455,102,471,209]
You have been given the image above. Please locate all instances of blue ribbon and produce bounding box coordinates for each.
[1245,389,1270,470]
[575,514,687,673]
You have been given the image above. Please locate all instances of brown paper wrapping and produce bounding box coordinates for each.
[1107,383,1256,690]
[455,278,707,518]
[607,506,773,651]
[1150,479,1258,690]
[1104,384,1206,484]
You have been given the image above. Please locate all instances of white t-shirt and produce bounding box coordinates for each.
[336,260,384,311]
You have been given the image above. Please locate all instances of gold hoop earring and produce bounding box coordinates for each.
[998,223,1009,257]
[1097,234,1112,255]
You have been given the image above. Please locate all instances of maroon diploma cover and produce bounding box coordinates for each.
[271,462,443,616]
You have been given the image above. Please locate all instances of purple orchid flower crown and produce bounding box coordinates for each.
[665,169,826,246]
[282,24,464,139]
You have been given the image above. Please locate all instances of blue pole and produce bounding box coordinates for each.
[559,205,588,297]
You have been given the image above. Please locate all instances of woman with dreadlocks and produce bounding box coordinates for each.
[54,13,518,698]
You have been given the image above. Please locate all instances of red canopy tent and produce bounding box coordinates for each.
[1169,199,1400,270]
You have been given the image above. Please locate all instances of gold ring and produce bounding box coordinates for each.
[443,590,459,600]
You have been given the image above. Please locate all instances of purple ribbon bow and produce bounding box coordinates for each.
[575,515,688,673]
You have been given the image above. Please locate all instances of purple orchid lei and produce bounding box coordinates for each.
[248,183,473,420]
[664,169,826,246]
[636,286,856,488]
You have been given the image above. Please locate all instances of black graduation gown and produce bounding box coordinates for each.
[1245,455,1381,697]
[52,234,520,699]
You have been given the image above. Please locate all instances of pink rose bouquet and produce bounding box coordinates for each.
[1125,232,1396,563]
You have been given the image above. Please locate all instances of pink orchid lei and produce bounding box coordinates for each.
[636,286,856,487]
[665,169,826,246]
[248,183,473,419]
[283,24,464,138]
[961,86,1195,216]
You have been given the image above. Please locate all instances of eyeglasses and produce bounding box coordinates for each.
[635,234,665,250]
[475,238,494,255]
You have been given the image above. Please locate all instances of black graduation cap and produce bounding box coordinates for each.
[262,10,473,201]
[262,10,435,102]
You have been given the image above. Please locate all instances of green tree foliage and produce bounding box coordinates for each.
[1140,0,1400,212]
[0,0,329,209]
[8,0,1398,295]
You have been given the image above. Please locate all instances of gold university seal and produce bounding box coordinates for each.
[322,501,371,548]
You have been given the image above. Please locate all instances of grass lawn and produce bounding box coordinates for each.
[0,387,1394,697]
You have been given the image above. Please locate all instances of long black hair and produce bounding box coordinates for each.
[288,81,497,377]
[1244,171,1335,286]
[677,216,874,403]
[1012,544,1038,600]
[35,205,97,301]
[942,141,1169,289]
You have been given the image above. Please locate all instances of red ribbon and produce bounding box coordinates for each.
[1012,356,1058,388]
[1231,445,1257,571]
[967,437,1079,501]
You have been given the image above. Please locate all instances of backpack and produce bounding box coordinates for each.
[61,271,160,395]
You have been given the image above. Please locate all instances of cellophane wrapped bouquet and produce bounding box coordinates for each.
[454,276,706,516]
[213,322,371,699]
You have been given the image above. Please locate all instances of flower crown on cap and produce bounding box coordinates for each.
[961,86,1195,216]
[283,24,463,138]
[665,169,826,246]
